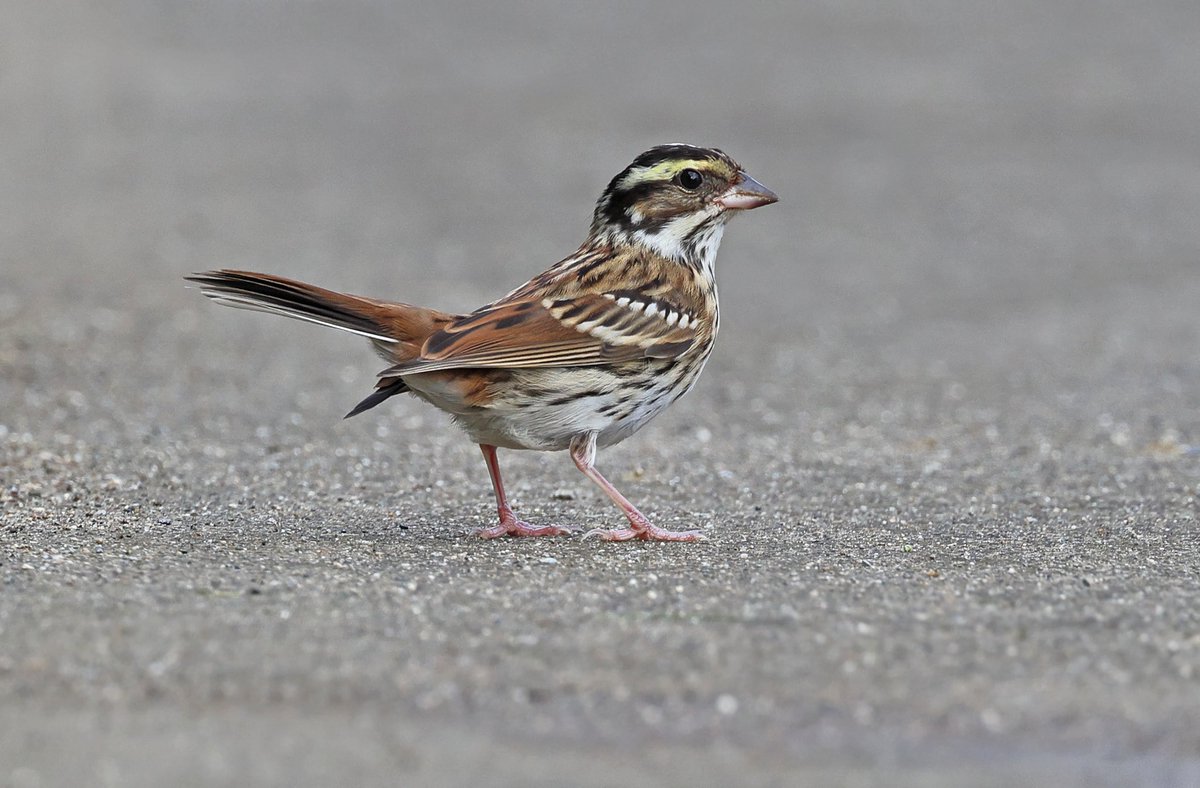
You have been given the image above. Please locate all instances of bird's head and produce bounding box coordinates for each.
[590,144,777,266]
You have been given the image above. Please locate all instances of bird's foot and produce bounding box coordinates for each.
[582,524,705,542]
[476,515,573,539]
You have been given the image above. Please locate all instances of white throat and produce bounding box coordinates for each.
[632,210,727,277]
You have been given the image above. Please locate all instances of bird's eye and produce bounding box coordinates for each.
[676,168,703,191]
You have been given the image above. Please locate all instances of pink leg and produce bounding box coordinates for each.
[475,444,572,538]
[569,434,704,542]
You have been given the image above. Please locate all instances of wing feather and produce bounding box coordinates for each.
[379,293,697,376]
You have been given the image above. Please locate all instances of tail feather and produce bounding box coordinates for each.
[186,270,455,350]
[186,270,399,343]
[187,270,458,417]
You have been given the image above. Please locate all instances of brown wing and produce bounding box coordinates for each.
[378,293,698,376]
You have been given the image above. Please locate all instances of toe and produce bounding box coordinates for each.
[478,520,573,538]
[639,527,706,542]
[583,527,639,541]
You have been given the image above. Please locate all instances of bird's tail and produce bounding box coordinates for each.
[186,269,456,416]
[186,269,446,343]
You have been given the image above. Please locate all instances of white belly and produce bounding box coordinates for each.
[403,362,702,452]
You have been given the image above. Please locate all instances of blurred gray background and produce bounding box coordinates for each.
[2,2,1198,786]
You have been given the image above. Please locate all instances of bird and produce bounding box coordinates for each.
[187,144,777,541]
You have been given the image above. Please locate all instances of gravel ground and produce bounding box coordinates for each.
[2,2,1199,786]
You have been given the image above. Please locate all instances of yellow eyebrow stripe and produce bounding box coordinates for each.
[619,159,731,190]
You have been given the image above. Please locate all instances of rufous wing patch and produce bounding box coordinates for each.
[377,293,697,377]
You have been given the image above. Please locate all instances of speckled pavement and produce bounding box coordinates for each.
[2,2,1199,785]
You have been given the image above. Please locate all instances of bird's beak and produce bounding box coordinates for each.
[715,172,779,210]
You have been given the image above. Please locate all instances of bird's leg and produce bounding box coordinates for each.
[570,433,704,542]
[475,444,572,538]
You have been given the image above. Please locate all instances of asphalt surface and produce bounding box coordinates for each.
[3,2,1199,786]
